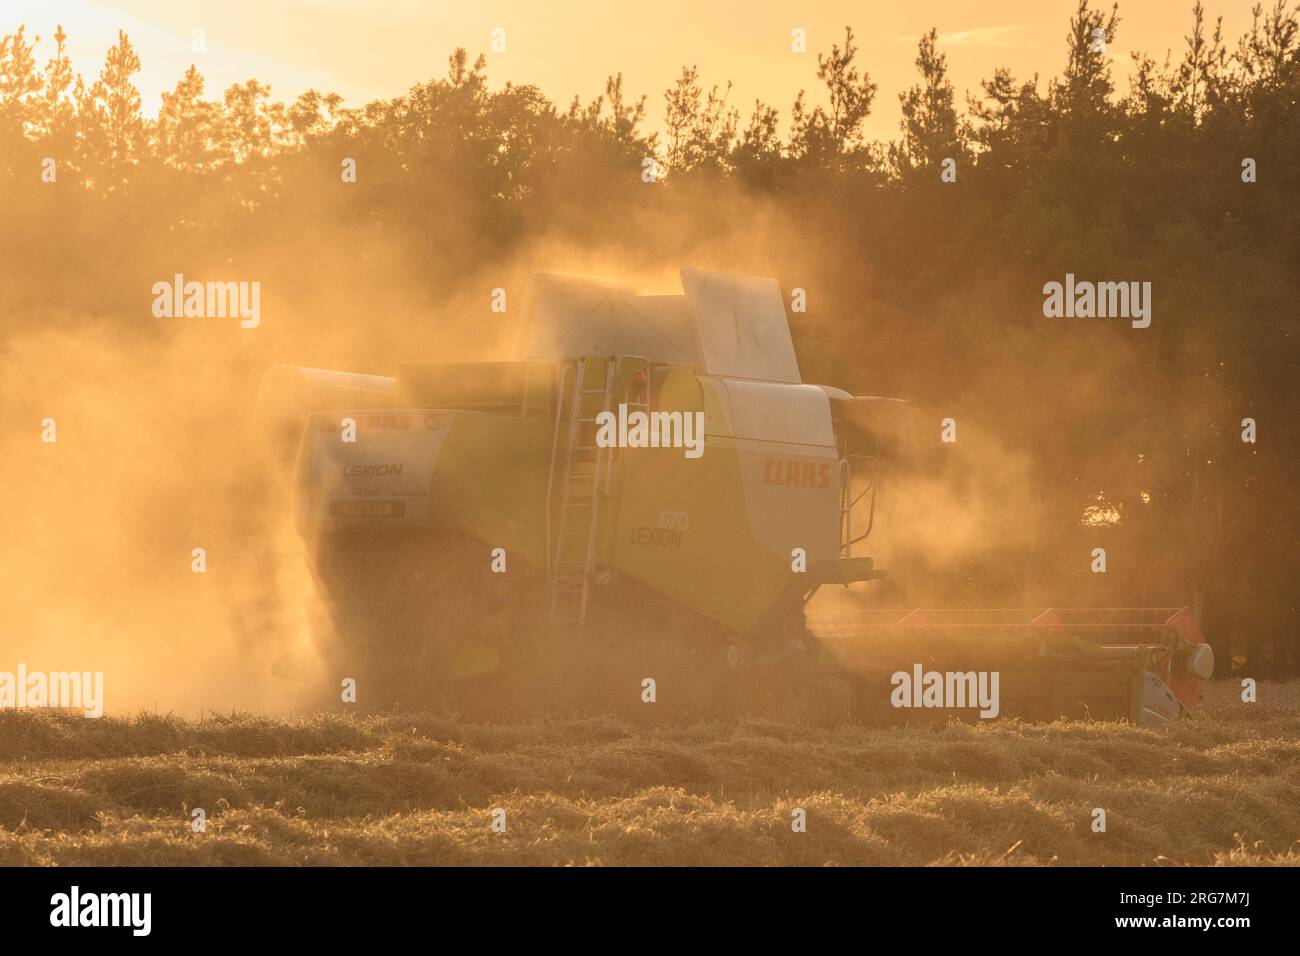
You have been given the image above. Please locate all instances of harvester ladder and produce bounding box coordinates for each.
[549,358,616,624]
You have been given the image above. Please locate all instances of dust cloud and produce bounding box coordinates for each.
[1,213,1046,716]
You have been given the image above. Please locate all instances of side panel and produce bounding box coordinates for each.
[296,408,553,570]
[606,369,841,634]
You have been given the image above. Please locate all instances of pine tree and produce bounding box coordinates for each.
[38,25,76,144]
[890,28,966,179]
[77,29,145,193]
[789,26,877,173]
[157,65,220,173]
[0,25,42,179]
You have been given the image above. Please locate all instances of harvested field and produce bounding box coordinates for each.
[0,680,1297,866]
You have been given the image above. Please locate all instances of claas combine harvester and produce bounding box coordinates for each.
[256,270,1215,726]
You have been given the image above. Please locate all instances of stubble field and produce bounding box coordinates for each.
[1,680,1296,866]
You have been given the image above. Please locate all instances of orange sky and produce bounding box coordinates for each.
[7,1,1260,140]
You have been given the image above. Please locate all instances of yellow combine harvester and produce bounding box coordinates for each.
[257,270,1214,725]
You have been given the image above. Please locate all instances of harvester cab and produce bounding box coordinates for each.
[513,268,900,621]
[256,268,1213,725]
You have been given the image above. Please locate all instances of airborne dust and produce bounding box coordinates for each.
[7,6,1289,712]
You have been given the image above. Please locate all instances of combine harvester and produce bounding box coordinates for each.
[256,270,1214,726]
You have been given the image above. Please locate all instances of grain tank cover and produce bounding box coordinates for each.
[514,272,696,366]
[680,269,801,384]
[514,269,801,384]
[522,294,697,365]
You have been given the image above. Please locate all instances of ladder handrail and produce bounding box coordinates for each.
[550,363,584,618]
[552,361,588,578]
[839,457,853,558]
[544,362,577,579]
[549,357,618,624]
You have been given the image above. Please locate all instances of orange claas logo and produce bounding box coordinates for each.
[763,458,831,489]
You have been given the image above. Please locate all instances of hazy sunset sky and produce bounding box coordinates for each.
[6,1,1260,140]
